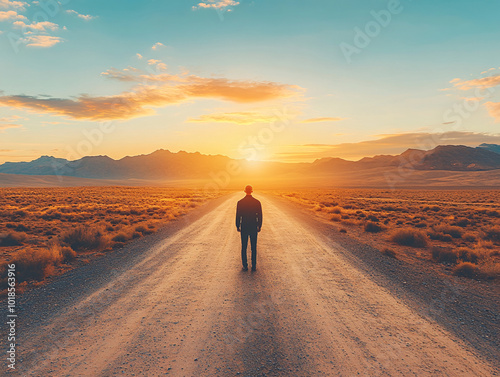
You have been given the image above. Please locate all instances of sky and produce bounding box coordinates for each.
[1,0,500,164]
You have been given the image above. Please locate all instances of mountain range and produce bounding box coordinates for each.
[1,144,500,188]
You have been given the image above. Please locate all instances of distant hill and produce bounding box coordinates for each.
[412,145,500,171]
[477,143,500,155]
[307,145,500,172]
[1,145,499,187]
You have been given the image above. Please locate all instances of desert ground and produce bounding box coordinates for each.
[1,191,498,376]
[0,187,221,294]
[273,188,500,280]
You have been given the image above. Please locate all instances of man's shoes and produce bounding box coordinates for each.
[242,266,249,271]
[251,266,257,271]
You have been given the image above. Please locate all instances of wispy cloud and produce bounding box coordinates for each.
[13,20,59,32]
[23,35,63,47]
[1,0,64,49]
[453,75,500,90]
[0,115,25,131]
[0,0,27,10]
[152,42,164,50]
[188,111,280,125]
[0,68,302,121]
[192,0,239,10]
[0,123,22,131]
[66,9,96,21]
[485,102,500,122]
[147,59,167,71]
[301,117,344,123]
[0,10,26,21]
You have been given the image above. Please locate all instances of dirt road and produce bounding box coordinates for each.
[13,193,498,376]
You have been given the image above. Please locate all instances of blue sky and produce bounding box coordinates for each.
[1,0,500,163]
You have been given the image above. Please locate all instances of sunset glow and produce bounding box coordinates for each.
[1,0,500,164]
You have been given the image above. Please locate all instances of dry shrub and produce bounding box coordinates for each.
[135,225,154,235]
[341,219,358,226]
[61,226,108,251]
[339,228,347,233]
[482,226,500,243]
[8,247,62,282]
[391,228,428,248]
[330,214,341,222]
[112,233,129,243]
[423,205,440,212]
[478,263,500,280]
[329,206,342,214]
[364,221,383,233]
[462,232,477,243]
[452,262,480,278]
[454,218,469,227]
[433,224,463,239]
[413,222,427,228]
[0,231,26,246]
[477,239,495,250]
[457,247,482,263]
[432,246,458,264]
[383,248,397,258]
[428,231,453,242]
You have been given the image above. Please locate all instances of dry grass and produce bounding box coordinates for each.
[382,248,397,259]
[364,221,384,233]
[452,262,480,278]
[275,188,500,280]
[0,187,221,291]
[391,228,428,248]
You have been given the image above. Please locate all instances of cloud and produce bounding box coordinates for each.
[23,35,63,47]
[136,53,143,59]
[0,0,27,10]
[275,131,500,162]
[0,2,63,49]
[485,102,500,122]
[301,117,344,123]
[192,0,239,10]
[0,69,301,120]
[0,115,26,121]
[13,20,59,32]
[152,42,164,50]
[147,59,167,71]
[0,10,26,20]
[453,75,500,90]
[0,123,22,131]
[188,111,281,125]
[66,9,96,21]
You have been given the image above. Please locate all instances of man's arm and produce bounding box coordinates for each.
[257,201,263,231]
[235,202,241,231]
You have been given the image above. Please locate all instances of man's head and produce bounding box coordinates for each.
[244,185,253,195]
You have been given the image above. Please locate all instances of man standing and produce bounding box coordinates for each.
[236,185,262,271]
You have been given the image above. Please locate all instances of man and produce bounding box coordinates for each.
[236,185,262,271]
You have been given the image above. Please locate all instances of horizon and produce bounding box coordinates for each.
[1,0,500,165]
[1,142,497,165]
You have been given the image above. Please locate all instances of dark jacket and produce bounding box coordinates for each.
[236,195,263,232]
